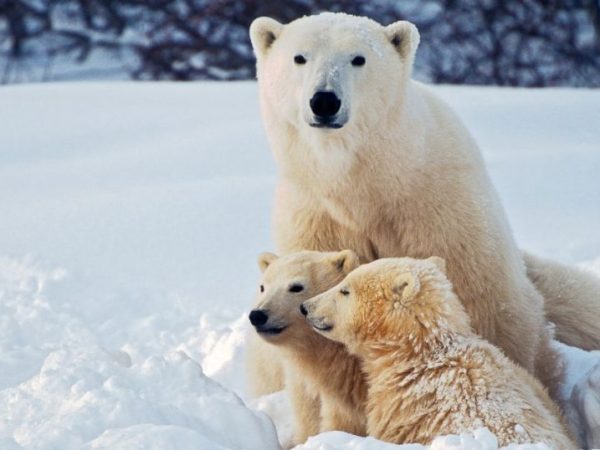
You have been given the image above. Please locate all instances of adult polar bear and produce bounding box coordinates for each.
[249,12,600,446]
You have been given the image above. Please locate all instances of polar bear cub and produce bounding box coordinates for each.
[302,257,575,449]
[247,250,367,445]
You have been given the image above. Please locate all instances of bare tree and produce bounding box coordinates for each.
[414,0,600,86]
[1,0,599,86]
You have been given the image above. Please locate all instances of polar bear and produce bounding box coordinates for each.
[301,257,576,449]
[247,250,366,445]
[249,12,600,445]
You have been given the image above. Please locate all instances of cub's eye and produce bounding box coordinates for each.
[260,285,264,293]
[340,288,350,296]
[289,283,304,293]
[351,56,365,67]
[294,55,306,65]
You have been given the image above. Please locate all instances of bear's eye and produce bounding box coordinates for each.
[340,288,350,296]
[289,283,304,293]
[351,56,365,67]
[294,55,307,65]
[260,285,264,293]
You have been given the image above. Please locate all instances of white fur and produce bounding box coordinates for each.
[249,12,600,447]
[252,12,543,371]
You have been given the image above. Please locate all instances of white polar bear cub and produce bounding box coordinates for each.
[249,12,600,448]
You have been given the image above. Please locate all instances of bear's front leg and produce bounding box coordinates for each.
[287,372,321,447]
[320,393,365,435]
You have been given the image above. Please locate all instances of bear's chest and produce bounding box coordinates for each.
[318,189,418,255]
[317,182,451,261]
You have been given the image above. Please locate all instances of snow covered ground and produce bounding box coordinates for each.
[0,81,598,449]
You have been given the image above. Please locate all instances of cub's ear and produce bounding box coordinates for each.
[250,17,284,57]
[257,252,278,272]
[391,271,421,303]
[384,20,420,61]
[427,256,446,274]
[331,249,360,274]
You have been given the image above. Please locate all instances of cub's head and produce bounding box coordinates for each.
[250,13,419,140]
[302,256,471,354]
[249,249,359,345]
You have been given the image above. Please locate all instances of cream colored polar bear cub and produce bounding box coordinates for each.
[249,12,600,445]
[302,257,576,449]
[248,250,367,445]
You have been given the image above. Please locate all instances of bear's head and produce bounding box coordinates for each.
[301,256,472,355]
[250,13,419,142]
[249,249,360,346]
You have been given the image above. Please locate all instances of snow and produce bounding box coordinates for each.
[294,428,553,450]
[0,81,598,449]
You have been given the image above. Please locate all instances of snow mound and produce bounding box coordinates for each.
[296,429,553,450]
[0,258,278,450]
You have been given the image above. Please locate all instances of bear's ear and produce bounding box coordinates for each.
[391,271,421,303]
[250,17,284,57]
[257,252,278,272]
[384,20,420,61]
[427,256,446,274]
[331,249,360,274]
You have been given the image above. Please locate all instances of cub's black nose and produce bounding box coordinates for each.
[310,91,341,118]
[299,303,308,316]
[249,309,268,327]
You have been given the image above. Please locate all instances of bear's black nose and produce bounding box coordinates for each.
[299,303,308,316]
[310,91,341,119]
[249,309,269,327]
